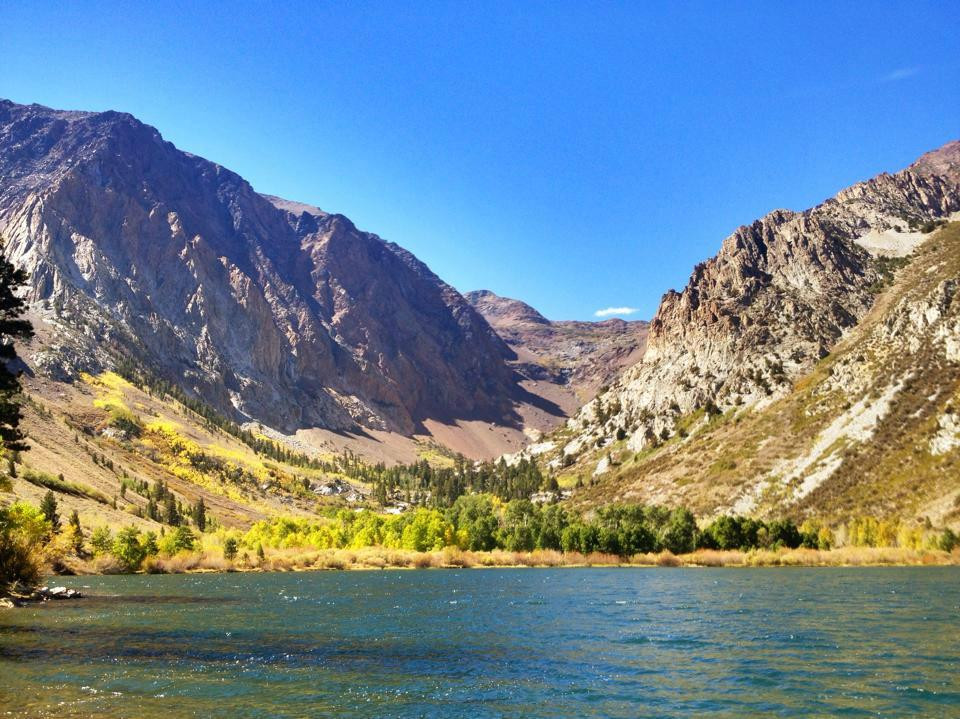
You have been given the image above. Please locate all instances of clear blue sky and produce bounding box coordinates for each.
[2,1,958,320]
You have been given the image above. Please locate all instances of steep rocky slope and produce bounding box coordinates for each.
[558,141,960,458]
[0,99,536,451]
[466,289,648,401]
[563,222,960,529]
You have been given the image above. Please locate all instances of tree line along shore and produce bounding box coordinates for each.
[3,490,958,599]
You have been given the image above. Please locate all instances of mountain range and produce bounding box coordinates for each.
[526,140,960,525]
[0,99,635,462]
[1,98,959,529]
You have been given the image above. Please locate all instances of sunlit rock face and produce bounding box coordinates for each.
[567,141,960,453]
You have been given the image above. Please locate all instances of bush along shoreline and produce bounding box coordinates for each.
[4,492,959,599]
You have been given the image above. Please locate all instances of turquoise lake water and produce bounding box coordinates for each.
[1,567,958,717]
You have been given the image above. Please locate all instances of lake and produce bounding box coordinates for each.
[1,568,958,717]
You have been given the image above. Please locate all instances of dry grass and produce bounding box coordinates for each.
[48,545,960,580]
[315,553,348,570]
[582,551,624,566]
[670,546,960,567]
[683,549,748,567]
[526,549,565,566]
[655,551,680,567]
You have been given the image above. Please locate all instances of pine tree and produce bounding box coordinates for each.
[165,496,181,526]
[0,244,33,454]
[40,490,60,533]
[67,509,84,555]
[192,497,206,532]
[223,537,238,561]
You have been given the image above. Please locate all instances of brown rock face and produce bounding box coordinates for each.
[465,289,648,401]
[565,140,960,454]
[0,99,519,435]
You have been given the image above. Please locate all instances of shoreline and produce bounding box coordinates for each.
[5,546,958,606]
[45,544,960,575]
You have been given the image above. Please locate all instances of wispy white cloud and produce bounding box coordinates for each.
[594,306,640,318]
[880,67,920,83]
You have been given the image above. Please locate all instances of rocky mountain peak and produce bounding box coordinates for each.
[0,99,525,447]
[466,290,648,409]
[561,139,960,459]
[464,290,552,326]
[909,140,960,181]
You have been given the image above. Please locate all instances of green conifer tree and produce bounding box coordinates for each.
[40,491,60,533]
[223,536,238,561]
[67,510,84,555]
[192,497,206,532]
[164,496,180,526]
[0,244,33,454]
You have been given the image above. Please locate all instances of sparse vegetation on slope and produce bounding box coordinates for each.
[548,223,960,535]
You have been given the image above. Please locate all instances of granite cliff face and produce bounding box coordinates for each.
[0,99,519,436]
[465,289,648,401]
[570,221,960,527]
[561,141,960,458]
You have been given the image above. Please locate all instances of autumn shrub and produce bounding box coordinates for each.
[194,553,231,572]
[92,554,125,574]
[0,502,49,593]
[528,549,563,567]
[316,552,347,570]
[155,551,203,574]
[382,549,412,567]
[142,557,167,574]
[655,551,680,567]
[411,552,434,568]
[441,546,473,567]
[744,550,781,567]
[358,552,387,569]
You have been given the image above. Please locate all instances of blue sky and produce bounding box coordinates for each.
[2,1,958,321]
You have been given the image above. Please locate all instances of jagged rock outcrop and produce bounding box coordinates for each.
[565,220,960,526]
[564,141,960,457]
[0,99,520,435]
[465,289,648,400]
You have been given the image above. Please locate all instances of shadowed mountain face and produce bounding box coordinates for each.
[465,290,648,402]
[0,99,523,436]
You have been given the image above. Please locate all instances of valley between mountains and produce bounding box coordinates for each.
[1,98,960,563]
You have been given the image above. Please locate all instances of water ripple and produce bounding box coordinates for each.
[1,567,959,717]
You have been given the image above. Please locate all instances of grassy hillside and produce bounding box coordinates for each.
[9,369,366,536]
